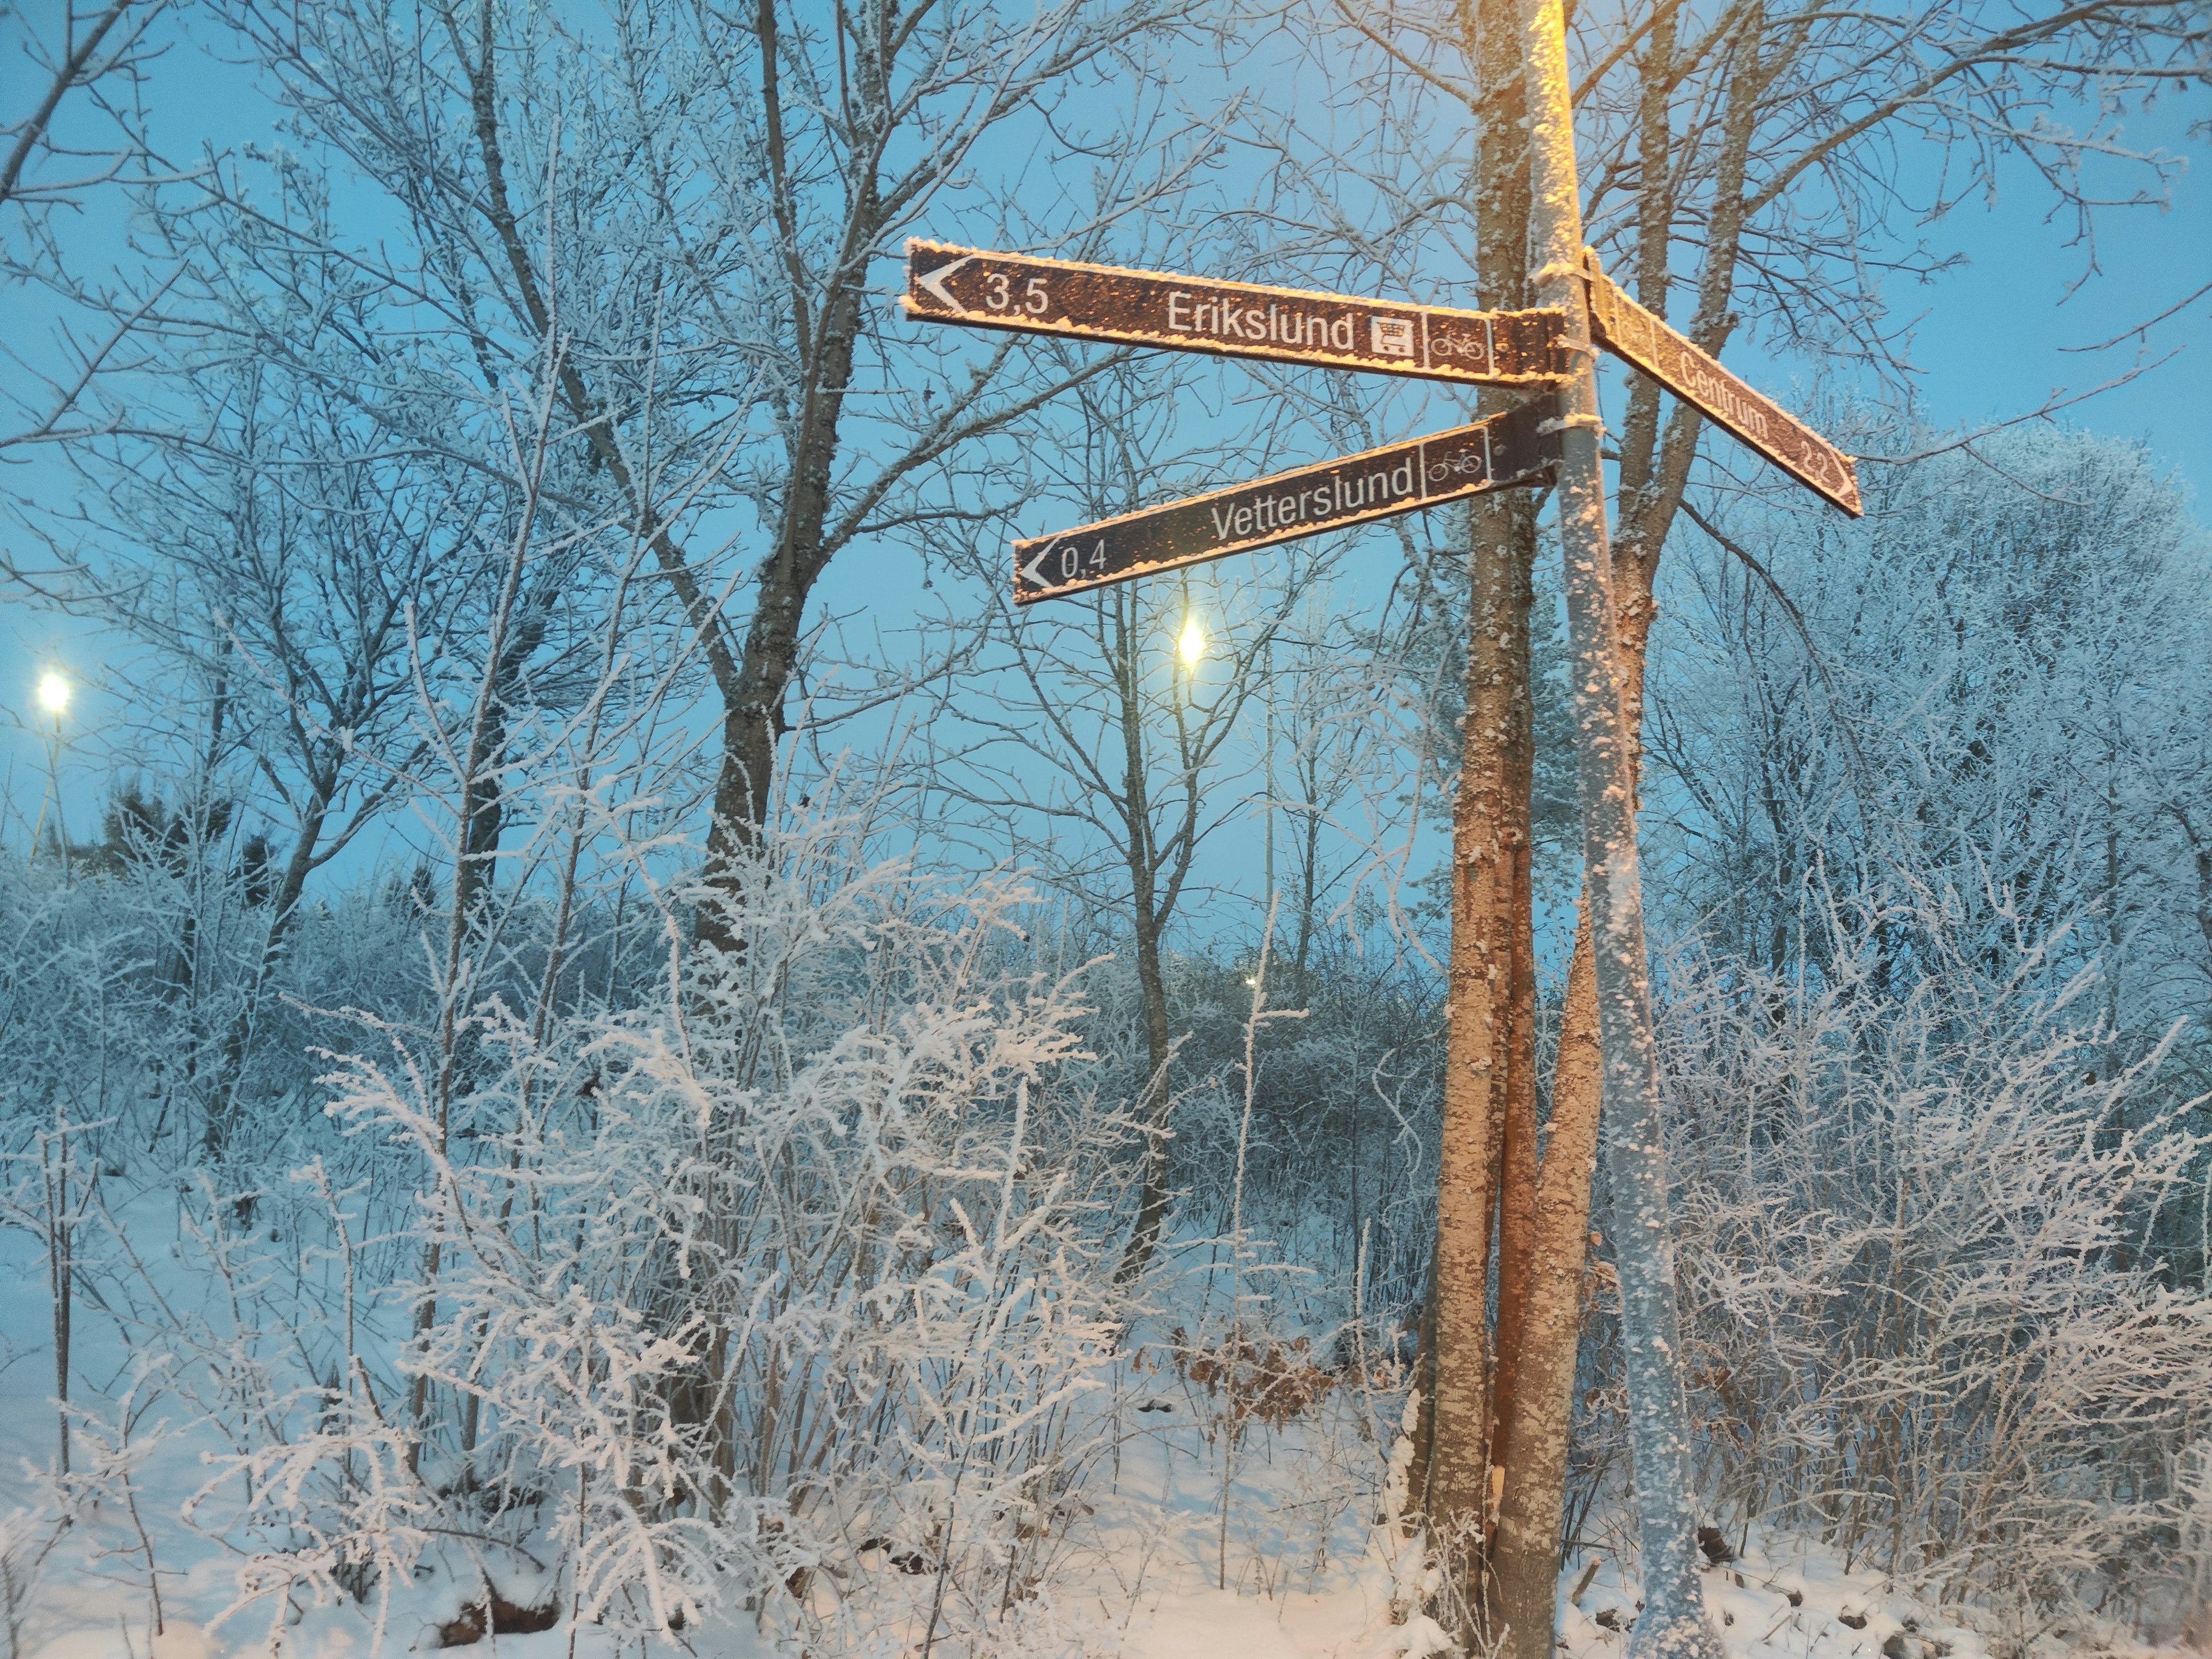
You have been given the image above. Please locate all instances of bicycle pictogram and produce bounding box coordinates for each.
[1425,446,1489,483]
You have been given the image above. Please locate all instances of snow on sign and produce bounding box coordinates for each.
[904,239,1569,389]
[1582,251,1862,517]
[1011,399,1562,603]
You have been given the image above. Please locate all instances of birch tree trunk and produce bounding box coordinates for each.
[1514,0,1719,1653]
[1465,0,1546,1519]
[1488,9,1691,1647]
[1490,907,1604,1659]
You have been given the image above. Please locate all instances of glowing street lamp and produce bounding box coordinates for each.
[30,669,73,873]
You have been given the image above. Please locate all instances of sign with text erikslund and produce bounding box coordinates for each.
[903,240,1568,389]
[900,238,1861,603]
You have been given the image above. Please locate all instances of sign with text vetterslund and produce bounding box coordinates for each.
[904,240,1567,389]
[1011,399,1562,603]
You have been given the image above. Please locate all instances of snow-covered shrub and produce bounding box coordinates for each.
[0,825,451,1193]
[0,855,165,1168]
[0,1501,58,1659]
[181,804,1130,1650]
[1604,421,2212,1634]
[1653,898,2212,1624]
[2174,1442,2212,1652]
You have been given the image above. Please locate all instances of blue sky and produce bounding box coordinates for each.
[1870,93,2209,498]
[4,7,2206,874]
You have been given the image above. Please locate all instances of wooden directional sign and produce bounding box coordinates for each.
[1582,252,1862,517]
[1012,400,1561,604]
[905,240,1567,389]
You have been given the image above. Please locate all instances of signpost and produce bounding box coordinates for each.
[1582,252,1862,516]
[903,210,1861,1659]
[1011,401,1560,603]
[904,239,1567,389]
[902,237,1865,599]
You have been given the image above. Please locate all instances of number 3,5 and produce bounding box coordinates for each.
[986,272,1050,315]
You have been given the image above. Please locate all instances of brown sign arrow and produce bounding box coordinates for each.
[1012,400,1561,604]
[1582,253,1862,517]
[905,240,1567,389]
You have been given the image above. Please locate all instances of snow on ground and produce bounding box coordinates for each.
[0,1221,2160,1659]
[0,1344,2133,1659]
[1097,1429,2002,1659]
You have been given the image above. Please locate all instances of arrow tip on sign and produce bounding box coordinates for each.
[911,253,972,315]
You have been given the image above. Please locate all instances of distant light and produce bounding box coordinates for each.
[37,673,68,715]
[1178,616,1204,668]
[1244,976,1257,987]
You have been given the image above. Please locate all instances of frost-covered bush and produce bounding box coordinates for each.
[0,854,167,1163]
[1592,423,2212,1630]
[1650,900,2212,1623]
[2179,1441,2212,1648]
[179,807,1131,1650]
[0,829,452,1187]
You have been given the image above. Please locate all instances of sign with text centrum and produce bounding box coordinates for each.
[1012,400,1562,603]
[904,240,1567,389]
[1582,253,1862,517]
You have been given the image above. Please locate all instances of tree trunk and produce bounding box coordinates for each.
[1410,0,1546,1630]
[1426,482,1525,1612]
[1515,0,1719,1654]
[707,223,870,907]
[1113,598,1180,1292]
[694,0,881,953]
[204,779,333,1162]
[452,595,552,927]
[1490,906,1604,1659]
[1489,495,1541,1473]
[1488,9,1689,1647]
[1412,1,1544,1625]
[1112,875,1177,1290]
[1610,2,1766,681]
[1492,12,1766,1645]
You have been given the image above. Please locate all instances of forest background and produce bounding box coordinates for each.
[2,1,2210,1657]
